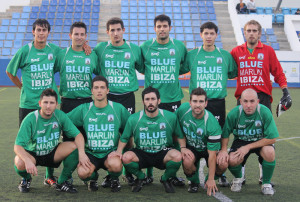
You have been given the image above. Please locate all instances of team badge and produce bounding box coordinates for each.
[197,128,203,135]
[169,49,175,56]
[255,120,262,127]
[52,122,58,129]
[160,123,166,130]
[108,114,114,122]
[48,53,53,61]
[258,53,264,60]
[217,57,222,64]
[85,58,91,65]
[124,52,131,59]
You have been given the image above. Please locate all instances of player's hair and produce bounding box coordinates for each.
[190,87,207,101]
[142,86,160,101]
[33,19,51,32]
[154,14,171,26]
[200,21,218,34]
[106,17,124,31]
[92,75,109,89]
[244,20,262,33]
[70,21,87,34]
[40,88,58,102]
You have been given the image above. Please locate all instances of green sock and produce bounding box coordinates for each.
[45,167,54,178]
[109,171,122,180]
[124,162,145,179]
[57,149,78,184]
[83,172,98,182]
[14,165,31,180]
[146,167,153,177]
[262,160,276,184]
[161,161,182,181]
[186,171,200,184]
[228,164,243,178]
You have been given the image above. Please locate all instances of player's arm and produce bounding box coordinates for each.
[14,145,38,176]
[205,149,218,196]
[6,71,22,89]
[74,132,92,168]
[82,41,92,55]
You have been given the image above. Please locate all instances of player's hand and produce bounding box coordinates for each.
[79,152,92,169]
[205,179,218,196]
[217,150,229,165]
[181,148,194,160]
[83,41,92,55]
[108,151,122,159]
[233,146,249,160]
[25,161,38,176]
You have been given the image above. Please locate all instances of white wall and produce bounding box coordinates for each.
[238,14,272,28]
[284,15,300,51]
[0,0,30,13]
[236,0,300,8]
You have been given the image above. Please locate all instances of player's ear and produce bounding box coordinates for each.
[158,98,161,105]
[205,100,208,108]
[69,33,72,40]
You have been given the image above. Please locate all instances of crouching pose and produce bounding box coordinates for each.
[217,88,278,195]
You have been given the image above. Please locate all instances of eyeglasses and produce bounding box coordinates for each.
[246,29,258,33]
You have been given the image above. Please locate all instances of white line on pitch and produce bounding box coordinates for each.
[277,137,300,141]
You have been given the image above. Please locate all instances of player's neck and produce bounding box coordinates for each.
[156,37,169,45]
[71,45,84,52]
[111,39,125,47]
[94,99,108,109]
[145,109,159,118]
[203,45,215,52]
[247,41,258,50]
[192,111,205,119]
[34,41,47,49]
[39,110,53,119]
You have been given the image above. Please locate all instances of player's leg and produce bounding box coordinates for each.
[104,154,123,192]
[77,152,98,191]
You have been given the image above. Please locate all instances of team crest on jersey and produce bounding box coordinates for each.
[85,58,91,65]
[217,57,222,64]
[169,49,175,56]
[197,128,203,135]
[160,123,166,130]
[124,52,131,59]
[255,120,262,127]
[52,122,58,129]
[48,53,53,61]
[108,114,114,122]
[258,53,264,60]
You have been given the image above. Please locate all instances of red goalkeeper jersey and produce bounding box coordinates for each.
[231,41,287,102]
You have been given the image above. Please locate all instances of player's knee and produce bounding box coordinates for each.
[261,146,275,162]
[216,164,228,175]
[107,157,122,172]
[122,151,134,164]
[228,155,240,167]
[182,158,194,168]
[77,165,92,180]
[14,156,25,170]
[169,150,182,162]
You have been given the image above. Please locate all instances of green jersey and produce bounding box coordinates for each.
[120,109,184,153]
[222,104,279,141]
[15,109,79,156]
[182,46,237,98]
[94,40,144,94]
[6,42,61,109]
[176,103,221,152]
[55,47,99,99]
[68,101,130,158]
[140,38,187,103]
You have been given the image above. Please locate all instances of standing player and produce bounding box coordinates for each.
[181,21,237,186]
[14,88,90,193]
[115,87,184,193]
[140,14,187,186]
[94,17,143,186]
[231,20,292,183]
[217,89,278,195]
[176,87,221,195]
[67,76,130,192]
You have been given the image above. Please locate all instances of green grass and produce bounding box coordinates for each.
[0,87,299,201]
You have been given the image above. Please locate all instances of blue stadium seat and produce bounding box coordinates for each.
[60,41,69,48]
[191,7,198,14]
[281,7,290,15]
[271,43,280,50]
[91,19,99,26]
[42,0,49,6]
[173,1,180,7]
[11,48,19,55]
[39,13,46,18]
[50,0,58,6]
[216,35,221,42]
[65,13,73,19]
[138,0,145,6]
[209,14,216,20]
[175,27,184,33]
[12,13,20,19]
[147,7,155,13]
[275,14,284,24]
[182,7,189,13]
[0,41,3,48]
[47,12,55,19]
[156,7,163,13]
[4,40,13,47]
[121,13,128,19]
[190,1,197,7]
[130,0,137,6]
[174,20,182,26]
[23,6,31,13]
[192,20,200,26]
[90,41,97,48]
[206,2,213,7]
[176,34,184,41]
[181,1,188,7]
[0,33,5,40]
[200,14,209,20]
[51,40,59,46]
[185,27,193,34]
[165,7,172,14]
[121,0,128,6]
[20,13,29,19]
[40,6,48,13]
[84,6,91,13]
[130,26,138,33]
[76,0,83,6]
[14,40,22,48]
[186,41,195,49]
[138,7,146,13]
[10,19,19,26]
[93,0,100,6]
[195,34,203,42]
[272,14,275,23]
[84,0,92,6]
[130,7,137,13]
[7,34,15,40]
[291,8,298,15]
[49,6,56,12]
[92,6,100,13]
[26,26,32,33]
[155,1,163,7]
[55,19,63,26]
[138,19,146,26]
[66,6,74,12]
[61,34,69,40]
[199,2,205,7]
[9,26,18,33]
[207,7,215,14]
[174,14,181,20]
[58,6,65,12]
[62,26,69,33]
[23,40,31,45]
[268,35,277,43]
[75,6,82,12]
[266,28,274,35]
[123,33,129,39]
[173,7,181,13]
[83,13,90,19]
[182,14,191,20]
[185,34,194,41]
[74,13,82,19]
[67,0,74,6]
[90,26,98,33]
[139,34,147,41]
[20,19,28,26]
[129,34,138,41]
[139,14,147,20]
[139,27,147,34]
[256,7,264,14]
[83,19,90,26]
[17,26,26,33]
[2,48,11,56]
[199,7,206,14]
[53,26,61,33]
[192,14,199,20]
[121,6,128,12]
[260,35,267,42]
[147,13,155,19]
[130,19,138,26]
[1,19,9,26]
[0,26,8,32]
[59,0,66,6]
[48,19,54,26]
[215,42,223,48]
[265,7,273,14]
[89,33,98,41]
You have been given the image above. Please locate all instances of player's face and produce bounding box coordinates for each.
[32,25,50,44]
[154,20,171,41]
[70,27,87,48]
[200,28,217,47]
[39,96,57,118]
[241,93,259,115]
[143,92,161,113]
[107,23,125,45]
[244,24,261,46]
[92,81,109,102]
[189,95,207,118]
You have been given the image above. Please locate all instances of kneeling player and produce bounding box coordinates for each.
[115,87,184,193]
[14,89,89,193]
[217,88,277,195]
[176,88,221,195]
[68,76,130,192]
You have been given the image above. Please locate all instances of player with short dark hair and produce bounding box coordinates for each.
[217,89,278,195]
[67,76,130,192]
[115,86,185,193]
[14,88,89,193]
